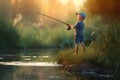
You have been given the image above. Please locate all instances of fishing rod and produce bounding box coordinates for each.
[37,12,71,30]
[37,12,68,25]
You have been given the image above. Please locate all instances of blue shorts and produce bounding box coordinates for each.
[74,35,84,44]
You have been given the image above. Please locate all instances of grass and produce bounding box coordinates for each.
[56,47,100,65]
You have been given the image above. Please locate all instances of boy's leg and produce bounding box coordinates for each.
[74,43,79,55]
[80,42,85,52]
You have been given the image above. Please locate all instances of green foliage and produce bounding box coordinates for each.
[0,17,20,53]
[56,47,100,65]
[94,21,120,72]
[17,24,74,49]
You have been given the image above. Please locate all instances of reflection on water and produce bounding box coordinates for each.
[13,66,65,80]
[0,65,83,80]
[0,63,113,80]
[0,62,62,66]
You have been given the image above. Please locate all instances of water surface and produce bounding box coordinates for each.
[0,50,115,80]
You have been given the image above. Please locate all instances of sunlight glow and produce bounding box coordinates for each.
[11,0,21,5]
[60,0,86,9]
[11,0,86,20]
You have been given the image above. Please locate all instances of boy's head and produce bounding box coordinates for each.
[76,12,86,21]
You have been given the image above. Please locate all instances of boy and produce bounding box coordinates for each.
[67,12,86,55]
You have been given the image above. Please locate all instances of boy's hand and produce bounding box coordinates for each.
[66,24,71,30]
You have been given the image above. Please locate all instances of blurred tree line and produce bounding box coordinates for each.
[0,0,39,23]
[0,0,39,53]
[84,0,120,21]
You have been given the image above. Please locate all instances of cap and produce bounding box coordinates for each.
[76,12,86,18]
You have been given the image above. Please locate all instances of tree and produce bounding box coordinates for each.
[84,0,120,21]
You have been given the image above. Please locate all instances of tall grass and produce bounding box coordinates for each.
[56,47,100,65]
[94,21,120,73]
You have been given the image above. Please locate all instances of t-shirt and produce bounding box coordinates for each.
[74,21,84,36]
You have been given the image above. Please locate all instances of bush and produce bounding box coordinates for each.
[17,24,74,49]
[0,17,20,53]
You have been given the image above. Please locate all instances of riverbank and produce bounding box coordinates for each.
[62,63,114,79]
[56,48,120,80]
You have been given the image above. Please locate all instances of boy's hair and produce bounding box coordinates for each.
[76,12,86,19]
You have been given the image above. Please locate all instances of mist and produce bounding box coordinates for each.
[0,0,85,26]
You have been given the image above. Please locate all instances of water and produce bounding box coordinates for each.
[0,50,115,80]
[0,65,68,80]
[0,50,81,80]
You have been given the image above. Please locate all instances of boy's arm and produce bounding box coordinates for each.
[66,24,75,29]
